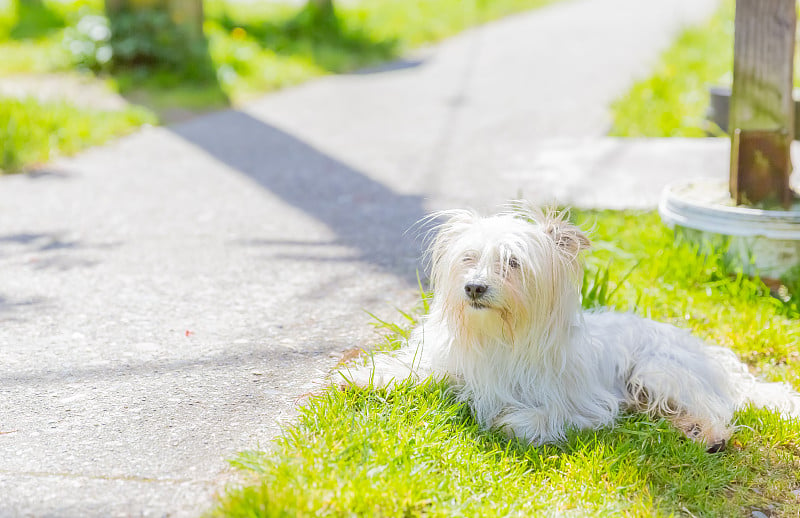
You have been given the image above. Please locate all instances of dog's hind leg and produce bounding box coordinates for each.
[625,348,736,451]
[491,406,564,446]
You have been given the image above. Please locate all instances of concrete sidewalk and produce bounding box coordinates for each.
[0,0,720,516]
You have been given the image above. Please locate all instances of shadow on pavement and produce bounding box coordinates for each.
[171,109,430,285]
[0,294,49,321]
[350,58,425,75]
[1,345,324,388]
[0,232,119,271]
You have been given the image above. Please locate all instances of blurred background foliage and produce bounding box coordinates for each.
[0,0,558,172]
[0,0,559,111]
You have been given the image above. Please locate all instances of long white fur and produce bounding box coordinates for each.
[339,203,800,447]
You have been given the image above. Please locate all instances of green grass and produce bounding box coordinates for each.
[0,0,94,74]
[0,96,154,172]
[610,0,800,138]
[210,210,800,517]
[609,0,735,137]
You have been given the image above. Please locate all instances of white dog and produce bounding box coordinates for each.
[340,204,800,451]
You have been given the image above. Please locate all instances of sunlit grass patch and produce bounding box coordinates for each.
[212,388,799,517]
[610,0,800,138]
[210,210,800,517]
[0,0,98,74]
[0,96,154,172]
[609,0,735,137]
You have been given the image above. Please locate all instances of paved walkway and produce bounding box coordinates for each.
[0,0,720,516]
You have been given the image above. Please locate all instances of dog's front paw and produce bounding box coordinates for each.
[333,365,377,390]
[333,348,426,391]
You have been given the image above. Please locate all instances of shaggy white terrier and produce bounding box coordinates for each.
[340,204,800,451]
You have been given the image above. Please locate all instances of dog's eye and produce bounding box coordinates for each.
[462,253,477,264]
[508,256,520,269]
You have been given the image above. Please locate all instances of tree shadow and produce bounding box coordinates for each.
[0,293,49,322]
[0,231,119,271]
[9,0,65,40]
[171,109,429,284]
[350,58,425,75]
[0,231,81,251]
[0,340,328,387]
[0,231,119,253]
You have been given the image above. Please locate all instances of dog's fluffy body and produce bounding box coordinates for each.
[341,205,800,448]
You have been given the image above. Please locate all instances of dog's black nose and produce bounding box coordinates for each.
[464,282,488,300]
[706,440,726,454]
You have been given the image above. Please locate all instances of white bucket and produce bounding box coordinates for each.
[659,179,800,277]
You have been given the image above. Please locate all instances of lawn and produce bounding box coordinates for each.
[0,0,562,173]
[0,95,155,172]
[609,0,735,137]
[610,0,800,138]
[210,210,800,517]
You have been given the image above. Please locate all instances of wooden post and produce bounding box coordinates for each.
[106,0,159,14]
[729,0,795,208]
[166,0,203,39]
[104,0,203,38]
[309,0,335,11]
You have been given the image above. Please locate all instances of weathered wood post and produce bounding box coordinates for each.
[306,0,336,26]
[729,0,796,208]
[309,0,335,10]
[105,0,203,39]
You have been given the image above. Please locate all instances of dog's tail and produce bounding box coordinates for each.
[709,345,800,418]
[741,379,800,418]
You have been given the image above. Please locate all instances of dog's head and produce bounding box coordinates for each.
[426,203,590,342]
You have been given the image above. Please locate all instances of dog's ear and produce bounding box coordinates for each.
[542,213,591,257]
[506,201,590,257]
